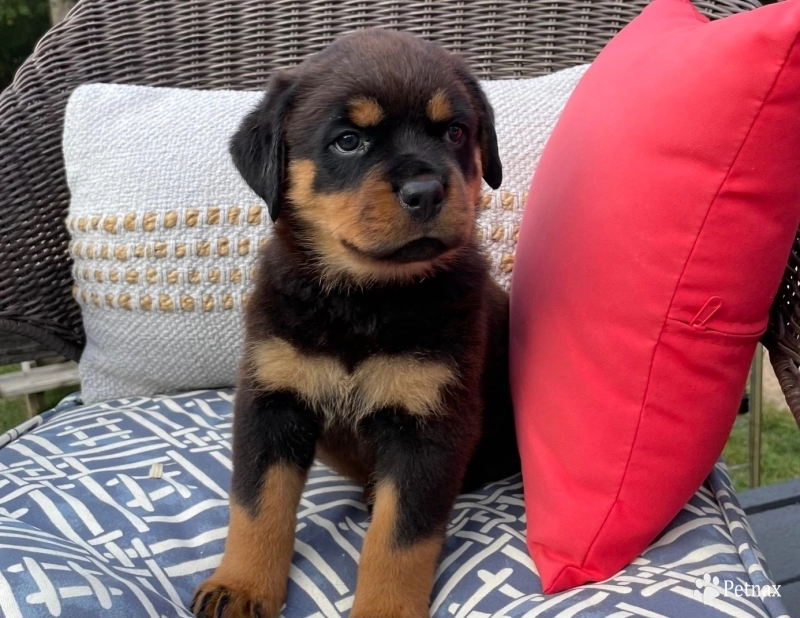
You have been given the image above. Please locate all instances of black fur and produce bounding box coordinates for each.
[238,20,519,575]
[230,385,318,516]
[455,66,503,190]
[196,28,520,618]
[234,232,519,509]
[230,72,296,221]
[231,28,502,227]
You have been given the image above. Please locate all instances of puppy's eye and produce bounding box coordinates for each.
[334,132,362,153]
[446,124,465,145]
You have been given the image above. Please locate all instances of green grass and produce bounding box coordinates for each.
[0,364,77,433]
[723,403,800,492]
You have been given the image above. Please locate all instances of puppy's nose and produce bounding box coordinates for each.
[399,180,445,223]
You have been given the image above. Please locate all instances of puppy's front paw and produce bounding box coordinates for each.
[191,577,283,618]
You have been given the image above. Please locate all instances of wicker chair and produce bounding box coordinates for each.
[6,0,798,426]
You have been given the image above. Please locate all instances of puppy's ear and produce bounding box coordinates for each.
[458,68,502,190]
[230,71,297,222]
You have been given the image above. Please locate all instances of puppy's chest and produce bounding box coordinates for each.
[250,338,457,424]
[271,273,473,360]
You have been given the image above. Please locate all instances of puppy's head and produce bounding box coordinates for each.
[231,28,502,286]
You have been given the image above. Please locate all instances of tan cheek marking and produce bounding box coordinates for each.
[356,355,456,416]
[288,159,435,286]
[288,159,354,225]
[288,158,482,286]
[431,161,479,247]
[192,465,305,617]
[427,89,453,123]
[358,174,410,238]
[348,97,384,127]
[250,337,345,407]
[351,483,442,618]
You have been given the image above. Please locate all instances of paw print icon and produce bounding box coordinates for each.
[694,573,721,605]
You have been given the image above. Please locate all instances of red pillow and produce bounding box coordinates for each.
[510,0,800,594]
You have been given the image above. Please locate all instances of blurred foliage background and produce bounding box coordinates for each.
[0,0,79,90]
[0,0,51,90]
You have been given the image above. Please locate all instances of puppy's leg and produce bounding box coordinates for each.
[351,410,471,618]
[192,383,318,618]
[463,282,520,491]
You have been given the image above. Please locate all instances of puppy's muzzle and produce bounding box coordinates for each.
[399,179,446,223]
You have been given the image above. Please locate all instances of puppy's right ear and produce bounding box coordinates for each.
[230,71,297,222]
[455,66,502,190]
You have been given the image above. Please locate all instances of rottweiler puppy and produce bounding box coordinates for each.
[192,28,520,618]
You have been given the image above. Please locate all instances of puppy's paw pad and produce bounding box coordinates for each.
[191,579,278,618]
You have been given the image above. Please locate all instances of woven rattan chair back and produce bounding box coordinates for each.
[9,0,794,420]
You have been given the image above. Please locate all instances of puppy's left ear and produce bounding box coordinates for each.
[458,68,502,190]
[230,70,297,222]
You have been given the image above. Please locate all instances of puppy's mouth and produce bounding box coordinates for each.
[342,237,450,263]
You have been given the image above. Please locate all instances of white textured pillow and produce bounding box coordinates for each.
[64,64,589,403]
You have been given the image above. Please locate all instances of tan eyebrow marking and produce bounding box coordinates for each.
[426,89,453,123]
[348,97,384,127]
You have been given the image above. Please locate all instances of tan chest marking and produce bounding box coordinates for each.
[250,338,456,422]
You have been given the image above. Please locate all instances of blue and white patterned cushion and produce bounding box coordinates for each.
[0,390,790,618]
